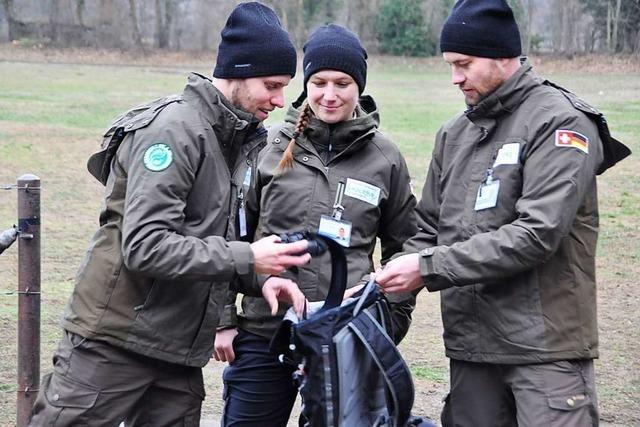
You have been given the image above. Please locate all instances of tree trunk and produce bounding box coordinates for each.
[2,0,14,41]
[154,0,173,49]
[49,0,60,44]
[295,0,304,47]
[612,0,622,52]
[128,0,145,52]
[75,0,85,26]
[522,0,534,55]
[155,0,162,48]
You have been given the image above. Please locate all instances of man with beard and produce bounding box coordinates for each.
[376,1,630,426]
[30,3,310,426]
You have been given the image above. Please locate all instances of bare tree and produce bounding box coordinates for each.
[550,0,585,55]
[2,0,14,41]
[581,0,640,53]
[607,0,622,52]
[128,0,145,52]
[49,0,60,44]
[522,0,535,54]
[155,0,174,49]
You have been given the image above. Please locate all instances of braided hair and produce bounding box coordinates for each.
[277,101,312,172]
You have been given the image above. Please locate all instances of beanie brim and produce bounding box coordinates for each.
[213,55,297,79]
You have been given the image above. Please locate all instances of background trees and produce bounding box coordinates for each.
[0,0,638,55]
[376,0,433,56]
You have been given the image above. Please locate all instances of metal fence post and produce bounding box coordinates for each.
[16,174,41,427]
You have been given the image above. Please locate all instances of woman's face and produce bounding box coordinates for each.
[306,70,359,124]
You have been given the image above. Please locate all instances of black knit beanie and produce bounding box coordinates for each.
[440,0,521,58]
[303,24,368,94]
[213,2,297,79]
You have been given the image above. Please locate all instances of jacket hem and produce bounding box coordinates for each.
[445,348,599,364]
[61,321,208,367]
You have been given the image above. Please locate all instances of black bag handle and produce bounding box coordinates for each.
[280,232,347,312]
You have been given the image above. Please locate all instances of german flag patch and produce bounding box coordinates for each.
[555,130,589,154]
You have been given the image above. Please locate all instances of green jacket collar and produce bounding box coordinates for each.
[283,94,379,156]
[182,73,261,147]
[467,59,537,122]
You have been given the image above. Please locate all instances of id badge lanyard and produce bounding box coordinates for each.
[319,180,352,247]
[332,180,346,220]
[474,168,501,211]
[237,167,251,238]
[238,186,247,238]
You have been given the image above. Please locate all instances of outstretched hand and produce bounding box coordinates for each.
[262,276,307,317]
[375,253,423,293]
[251,235,311,275]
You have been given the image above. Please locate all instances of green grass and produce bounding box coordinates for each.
[411,364,447,383]
[1,57,639,425]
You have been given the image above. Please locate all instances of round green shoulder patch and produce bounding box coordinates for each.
[143,143,173,171]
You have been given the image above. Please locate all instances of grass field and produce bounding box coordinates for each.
[0,48,639,426]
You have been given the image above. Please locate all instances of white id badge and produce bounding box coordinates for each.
[318,215,352,247]
[243,167,252,187]
[474,180,500,211]
[239,204,247,237]
[493,143,520,167]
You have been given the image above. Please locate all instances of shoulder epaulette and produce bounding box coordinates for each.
[543,80,631,175]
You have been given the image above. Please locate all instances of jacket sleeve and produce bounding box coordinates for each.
[378,153,418,263]
[118,122,254,281]
[421,114,603,291]
[402,128,445,254]
[217,292,239,330]
[378,150,419,344]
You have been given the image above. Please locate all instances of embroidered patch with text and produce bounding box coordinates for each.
[554,130,589,154]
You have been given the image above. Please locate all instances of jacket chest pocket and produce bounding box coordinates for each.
[472,140,524,231]
[338,176,384,246]
[259,172,316,233]
[185,155,230,234]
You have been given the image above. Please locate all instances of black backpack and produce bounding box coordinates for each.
[271,232,435,427]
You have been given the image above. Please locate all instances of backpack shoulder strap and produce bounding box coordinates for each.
[348,309,414,427]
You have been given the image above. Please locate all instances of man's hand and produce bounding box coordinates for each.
[251,235,311,275]
[262,276,306,317]
[213,328,238,363]
[375,253,423,293]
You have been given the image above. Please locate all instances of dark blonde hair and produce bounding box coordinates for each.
[277,101,312,172]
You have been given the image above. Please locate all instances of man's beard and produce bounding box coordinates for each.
[230,81,251,114]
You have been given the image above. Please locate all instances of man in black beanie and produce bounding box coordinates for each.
[30,3,312,426]
[377,0,630,426]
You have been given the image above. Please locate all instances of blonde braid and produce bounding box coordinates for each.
[277,101,311,172]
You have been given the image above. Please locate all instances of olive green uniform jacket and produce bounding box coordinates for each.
[62,73,265,367]
[407,61,628,364]
[221,96,418,343]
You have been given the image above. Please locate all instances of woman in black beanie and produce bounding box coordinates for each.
[216,24,418,426]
